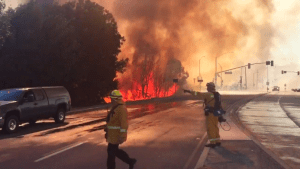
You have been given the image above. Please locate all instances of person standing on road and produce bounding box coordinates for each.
[184,82,226,148]
[105,90,137,169]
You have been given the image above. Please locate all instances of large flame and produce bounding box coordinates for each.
[104,71,178,103]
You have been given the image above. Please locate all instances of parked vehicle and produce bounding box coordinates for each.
[272,86,280,91]
[0,86,71,133]
[292,88,300,92]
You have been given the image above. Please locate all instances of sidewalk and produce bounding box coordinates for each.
[194,117,290,169]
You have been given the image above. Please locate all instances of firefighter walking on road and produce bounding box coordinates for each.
[184,82,226,148]
[105,90,137,169]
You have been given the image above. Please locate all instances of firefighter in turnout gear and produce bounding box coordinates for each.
[184,82,226,148]
[105,90,137,169]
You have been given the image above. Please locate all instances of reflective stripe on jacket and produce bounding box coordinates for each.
[107,126,127,132]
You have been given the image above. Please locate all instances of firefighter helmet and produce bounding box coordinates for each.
[110,90,123,99]
[206,82,215,88]
[206,82,216,92]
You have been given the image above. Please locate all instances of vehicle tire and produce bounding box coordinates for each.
[4,115,19,134]
[29,120,36,125]
[54,108,66,123]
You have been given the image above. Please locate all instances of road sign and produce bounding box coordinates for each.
[225,71,232,74]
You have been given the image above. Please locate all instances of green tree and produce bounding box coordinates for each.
[0,0,127,106]
[0,0,14,50]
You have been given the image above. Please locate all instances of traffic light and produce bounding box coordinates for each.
[271,60,274,66]
[266,61,270,65]
[298,71,300,75]
[248,63,251,69]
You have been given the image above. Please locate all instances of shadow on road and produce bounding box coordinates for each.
[0,122,69,140]
[35,118,107,136]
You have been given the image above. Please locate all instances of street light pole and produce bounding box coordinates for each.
[245,66,247,90]
[215,52,234,87]
[199,56,205,77]
[253,73,255,88]
[199,56,205,92]
[257,70,258,90]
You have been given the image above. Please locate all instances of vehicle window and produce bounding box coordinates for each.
[32,90,44,101]
[0,90,23,101]
[23,91,35,100]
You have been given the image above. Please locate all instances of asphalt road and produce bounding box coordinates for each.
[1,92,295,169]
[238,91,300,169]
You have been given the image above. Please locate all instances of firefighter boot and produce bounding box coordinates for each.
[129,158,137,169]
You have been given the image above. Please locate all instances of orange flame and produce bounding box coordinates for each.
[104,97,111,103]
[104,71,178,103]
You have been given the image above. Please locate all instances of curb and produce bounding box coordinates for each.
[67,95,196,115]
[230,94,292,169]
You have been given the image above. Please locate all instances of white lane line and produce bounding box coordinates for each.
[34,142,87,163]
[194,141,210,169]
[183,133,207,169]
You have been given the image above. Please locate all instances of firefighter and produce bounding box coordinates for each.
[184,82,225,148]
[105,90,137,169]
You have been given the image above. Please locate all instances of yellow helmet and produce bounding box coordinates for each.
[110,90,123,99]
[206,82,215,88]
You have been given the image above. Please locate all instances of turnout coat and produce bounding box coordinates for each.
[105,99,128,144]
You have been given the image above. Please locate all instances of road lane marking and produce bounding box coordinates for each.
[98,141,107,146]
[34,141,87,162]
[183,133,207,169]
[194,141,210,169]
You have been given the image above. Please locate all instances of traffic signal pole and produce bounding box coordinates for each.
[216,61,274,91]
[267,65,269,92]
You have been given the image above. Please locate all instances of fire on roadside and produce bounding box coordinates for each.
[104,72,178,103]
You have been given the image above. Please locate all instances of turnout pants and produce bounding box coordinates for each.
[107,143,131,169]
[206,113,220,144]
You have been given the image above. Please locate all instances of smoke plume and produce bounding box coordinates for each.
[93,0,275,92]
